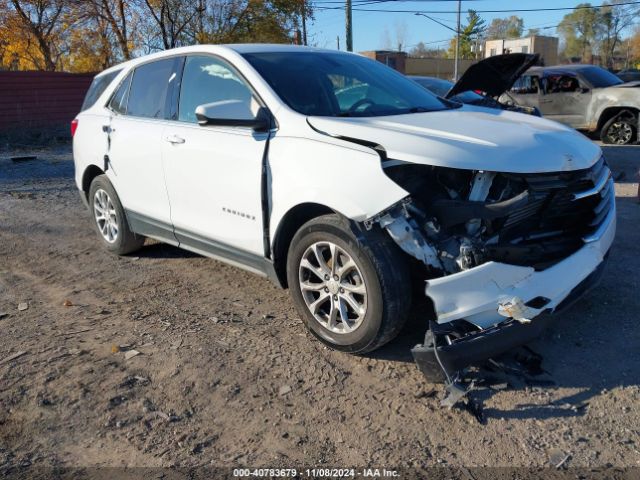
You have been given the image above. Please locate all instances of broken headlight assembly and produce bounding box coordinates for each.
[367,158,614,385]
[371,157,612,277]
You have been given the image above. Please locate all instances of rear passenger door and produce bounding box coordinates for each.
[105,57,179,241]
[161,54,269,260]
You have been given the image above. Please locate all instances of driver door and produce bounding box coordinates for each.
[162,55,270,261]
[539,74,592,128]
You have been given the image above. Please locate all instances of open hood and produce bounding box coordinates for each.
[447,53,539,99]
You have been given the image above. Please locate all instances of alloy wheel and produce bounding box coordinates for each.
[93,188,119,243]
[298,241,367,334]
[606,120,634,145]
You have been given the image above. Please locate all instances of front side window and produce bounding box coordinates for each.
[545,74,580,93]
[178,55,254,123]
[243,51,451,117]
[127,58,176,119]
[511,75,539,94]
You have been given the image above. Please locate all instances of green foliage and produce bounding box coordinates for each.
[486,16,524,40]
[558,1,638,65]
[0,0,313,72]
[558,3,600,60]
[446,9,486,60]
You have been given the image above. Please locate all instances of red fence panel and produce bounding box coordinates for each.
[0,71,94,134]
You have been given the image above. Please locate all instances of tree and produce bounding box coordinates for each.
[380,21,409,51]
[72,0,138,61]
[486,16,524,40]
[3,0,69,70]
[447,9,486,59]
[598,1,639,68]
[631,27,640,65]
[0,0,314,71]
[558,3,601,62]
[410,41,445,58]
[140,0,200,50]
[189,0,312,46]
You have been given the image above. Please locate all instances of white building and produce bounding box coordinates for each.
[484,35,559,66]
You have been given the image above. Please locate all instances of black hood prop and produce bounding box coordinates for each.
[447,53,539,99]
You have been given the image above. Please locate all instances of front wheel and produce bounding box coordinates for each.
[600,112,638,145]
[88,175,145,255]
[286,214,411,354]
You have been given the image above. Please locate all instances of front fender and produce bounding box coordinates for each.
[589,89,640,130]
[267,135,407,240]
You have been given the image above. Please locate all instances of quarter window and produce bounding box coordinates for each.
[108,71,133,114]
[81,69,121,111]
[127,58,176,119]
[178,55,254,123]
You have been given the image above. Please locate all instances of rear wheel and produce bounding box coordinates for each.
[600,111,638,145]
[286,214,411,354]
[88,175,145,255]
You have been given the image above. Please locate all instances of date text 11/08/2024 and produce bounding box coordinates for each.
[232,468,400,478]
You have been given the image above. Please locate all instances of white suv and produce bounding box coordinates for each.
[73,45,615,381]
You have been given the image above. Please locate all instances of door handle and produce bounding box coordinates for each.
[102,125,115,133]
[165,134,185,144]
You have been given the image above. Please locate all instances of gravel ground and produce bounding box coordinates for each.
[0,142,638,477]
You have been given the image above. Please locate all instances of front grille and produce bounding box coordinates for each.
[486,157,614,270]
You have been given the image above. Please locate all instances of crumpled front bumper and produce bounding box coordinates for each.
[412,198,616,381]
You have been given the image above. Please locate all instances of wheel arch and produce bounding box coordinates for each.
[597,106,639,132]
[81,164,105,200]
[271,202,336,288]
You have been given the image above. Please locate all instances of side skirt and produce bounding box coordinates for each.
[125,210,282,286]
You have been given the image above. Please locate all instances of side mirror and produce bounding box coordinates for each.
[195,100,270,131]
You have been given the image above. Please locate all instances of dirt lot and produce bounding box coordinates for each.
[0,142,639,476]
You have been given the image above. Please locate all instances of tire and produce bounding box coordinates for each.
[600,112,638,145]
[286,214,411,354]
[88,175,145,255]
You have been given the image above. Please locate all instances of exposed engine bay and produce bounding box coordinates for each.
[367,158,611,279]
[364,158,614,387]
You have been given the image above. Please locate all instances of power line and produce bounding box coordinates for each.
[313,0,483,3]
[313,1,640,14]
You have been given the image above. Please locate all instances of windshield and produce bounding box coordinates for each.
[242,51,451,117]
[452,90,486,102]
[579,67,624,88]
[411,77,453,97]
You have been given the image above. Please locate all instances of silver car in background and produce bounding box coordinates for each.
[505,64,640,145]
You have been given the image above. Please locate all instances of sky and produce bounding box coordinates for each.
[305,0,635,52]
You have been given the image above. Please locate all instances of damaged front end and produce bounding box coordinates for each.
[367,158,616,382]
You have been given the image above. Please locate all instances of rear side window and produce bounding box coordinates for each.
[81,69,121,111]
[108,71,133,114]
[127,58,175,119]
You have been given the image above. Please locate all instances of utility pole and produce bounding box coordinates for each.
[454,0,461,81]
[337,36,341,50]
[301,0,307,46]
[346,0,353,52]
